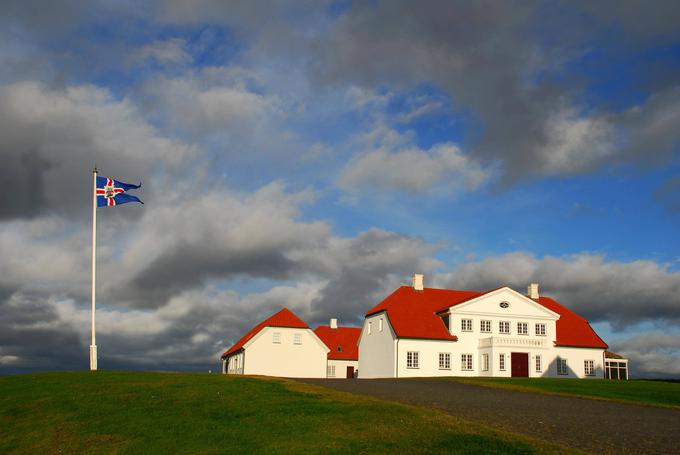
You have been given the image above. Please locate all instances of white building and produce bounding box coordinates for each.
[314,319,361,378]
[221,308,329,378]
[359,275,611,379]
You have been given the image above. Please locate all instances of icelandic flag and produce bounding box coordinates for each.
[95,176,143,207]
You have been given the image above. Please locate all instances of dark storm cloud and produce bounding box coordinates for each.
[130,243,297,305]
[307,229,441,326]
[0,81,191,220]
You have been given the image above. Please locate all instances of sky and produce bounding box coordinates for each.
[1,0,679,377]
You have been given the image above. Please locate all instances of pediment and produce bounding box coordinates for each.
[444,287,559,320]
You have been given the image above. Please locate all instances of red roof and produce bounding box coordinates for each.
[366,286,608,349]
[221,308,309,358]
[537,296,608,349]
[366,286,483,341]
[314,326,361,360]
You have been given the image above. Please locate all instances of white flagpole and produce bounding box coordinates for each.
[90,166,98,371]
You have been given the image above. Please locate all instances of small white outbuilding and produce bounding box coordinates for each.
[221,308,329,378]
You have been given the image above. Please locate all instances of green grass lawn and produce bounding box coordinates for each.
[0,371,577,455]
[449,377,680,408]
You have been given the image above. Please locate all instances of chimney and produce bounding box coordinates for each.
[527,283,539,300]
[330,318,338,329]
[412,273,424,291]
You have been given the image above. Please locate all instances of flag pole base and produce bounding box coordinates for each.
[90,345,97,371]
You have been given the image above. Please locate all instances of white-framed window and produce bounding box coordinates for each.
[273,332,281,344]
[557,358,568,375]
[535,323,546,336]
[407,351,419,369]
[293,333,302,345]
[499,321,510,334]
[461,354,473,371]
[535,355,542,372]
[461,319,473,332]
[439,352,451,370]
[499,354,506,371]
[584,360,595,376]
[482,353,489,371]
[368,321,372,335]
[480,320,492,333]
[379,318,383,332]
[517,322,528,335]
[327,365,336,377]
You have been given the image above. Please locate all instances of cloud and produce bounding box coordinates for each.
[306,1,680,181]
[613,332,680,377]
[435,252,680,327]
[138,67,280,138]
[0,81,193,220]
[130,38,192,66]
[339,143,489,194]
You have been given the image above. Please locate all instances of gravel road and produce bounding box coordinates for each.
[296,378,680,454]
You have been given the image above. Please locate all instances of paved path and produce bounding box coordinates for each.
[297,378,680,454]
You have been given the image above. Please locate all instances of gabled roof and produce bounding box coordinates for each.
[314,326,361,360]
[366,286,483,341]
[222,308,309,358]
[365,285,608,349]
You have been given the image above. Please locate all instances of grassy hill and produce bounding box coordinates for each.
[0,371,577,454]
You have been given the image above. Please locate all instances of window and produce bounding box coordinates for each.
[480,320,491,333]
[535,355,542,372]
[368,321,372,335]
[517,322,528,335]
[499,354,506,371]
[461,319,473,332]
[438,352,451,370]
[499,301,510,308]
[535,323,546,336]
[584,360,595,376]
[327,365,336,377]
[499,321,510,334]
[273,332,281,344]
[337,346,342,352]
[557,358,568,375]
[293,333,302,345]
[407,351,419,369]
[605,360,628,380]
[461,354,473,371]
[379,318,383,332]
[482,353,489,371]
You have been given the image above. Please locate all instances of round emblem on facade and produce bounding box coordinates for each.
[499,301,510,308]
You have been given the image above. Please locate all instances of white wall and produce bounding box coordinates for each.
[358,312,396,378]
[239,326,328,378]
[225,351,245,374]
[552,346,605,379]
[395,338,459,378]
[327,359,359,378]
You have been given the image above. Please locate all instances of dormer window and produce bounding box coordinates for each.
[337,346,342,352]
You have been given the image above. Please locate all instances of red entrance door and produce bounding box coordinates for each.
[346,366,355,378]
[511,353,529,377]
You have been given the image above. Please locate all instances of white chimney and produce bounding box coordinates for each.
[528,283,539,300]
[412,274,424,291]
[330,318,338,329]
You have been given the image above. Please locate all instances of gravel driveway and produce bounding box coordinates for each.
[297,378,680,454]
